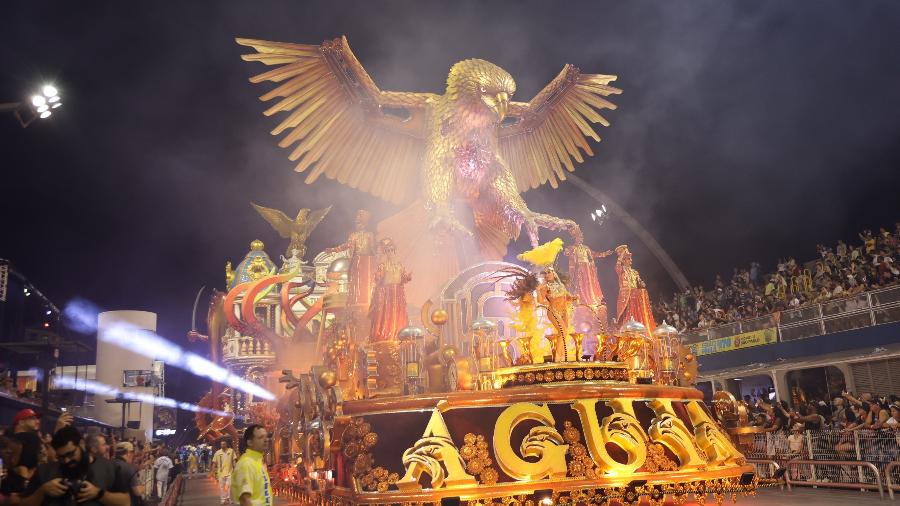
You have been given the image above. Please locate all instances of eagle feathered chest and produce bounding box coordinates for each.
[429,102,500,200]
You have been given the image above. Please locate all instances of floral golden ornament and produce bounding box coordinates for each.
[459,433,499,485]
[643,443,678,473]
[362,431,378,448]
[560,421,597,479]
[341,417,396,492]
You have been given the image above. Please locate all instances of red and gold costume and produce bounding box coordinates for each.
[327,210,376,308]
[565,239,613,327]
[369,239,412,343]
[614,245,657,332]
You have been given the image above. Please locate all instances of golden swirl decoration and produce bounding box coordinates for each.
[341,418,398,492]
[459,433,499,485]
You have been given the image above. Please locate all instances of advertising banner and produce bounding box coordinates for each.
[689,327,777,356]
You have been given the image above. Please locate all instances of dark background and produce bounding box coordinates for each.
[3,1,899,410]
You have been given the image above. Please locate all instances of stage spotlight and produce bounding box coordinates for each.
[33,84,62,121]
[589,204,608,226]
[6,83,63,128]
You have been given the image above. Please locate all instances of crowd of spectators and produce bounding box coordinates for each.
[743,391,900,434]
[741,391,900,479]
[655,223,900,332]
[0,409,185,506]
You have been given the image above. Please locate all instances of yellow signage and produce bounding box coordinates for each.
[689,327,777,356]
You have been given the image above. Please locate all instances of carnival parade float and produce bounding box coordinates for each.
[189,35,769,505]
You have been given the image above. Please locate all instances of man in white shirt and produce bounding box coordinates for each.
[153,452,174,499]
[211,440,236,505]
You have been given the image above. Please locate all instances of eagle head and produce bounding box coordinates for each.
[446,59,516,121]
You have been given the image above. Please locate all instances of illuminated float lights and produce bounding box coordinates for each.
[275,476,776,506]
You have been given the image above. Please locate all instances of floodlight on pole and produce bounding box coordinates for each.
[2,82,63,128]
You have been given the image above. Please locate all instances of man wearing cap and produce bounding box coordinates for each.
[113,442,143,506]
[5,409,75,476]
[4,409,44,482]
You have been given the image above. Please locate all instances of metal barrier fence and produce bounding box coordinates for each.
[887,461,900,500]
[681,284,900,345]
[745,429,900,495]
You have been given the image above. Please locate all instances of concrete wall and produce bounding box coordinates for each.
[93,310,157,440]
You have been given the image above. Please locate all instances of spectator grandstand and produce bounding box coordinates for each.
[655,223,900,332]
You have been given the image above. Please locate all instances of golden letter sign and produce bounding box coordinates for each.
[397,399,745,489]
[396,410,477,491]
[493,403,568,481]
[571,399,648,474]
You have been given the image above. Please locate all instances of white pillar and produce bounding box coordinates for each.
[94,310,158,441]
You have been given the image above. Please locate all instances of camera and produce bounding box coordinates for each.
[61,479,85,505]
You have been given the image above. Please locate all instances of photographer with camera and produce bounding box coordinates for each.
[18,427,127,506]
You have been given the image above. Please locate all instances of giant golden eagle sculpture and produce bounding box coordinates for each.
[237,36,620,303]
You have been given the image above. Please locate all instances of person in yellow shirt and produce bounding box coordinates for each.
[211,440,236,504]
[230,425,272,506]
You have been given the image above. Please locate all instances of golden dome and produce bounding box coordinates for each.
[250,239,265,251]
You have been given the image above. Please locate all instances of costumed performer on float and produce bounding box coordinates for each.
[325,209,376,308]
[614,244,657,332]
[369,238,412,343]
[516,238,577,362]
[564,227,614,331]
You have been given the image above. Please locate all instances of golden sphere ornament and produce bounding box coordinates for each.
[682,370,694,381]
[431,309,449,326]
[684,353,695,363]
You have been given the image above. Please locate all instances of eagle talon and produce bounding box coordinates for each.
[428,212,473,238]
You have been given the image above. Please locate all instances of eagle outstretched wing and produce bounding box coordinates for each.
[299,205,332,238]
[237,36,435,205]
[251,202,295,238]
[499,65,621,192]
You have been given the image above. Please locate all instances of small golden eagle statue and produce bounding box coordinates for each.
[238,36,620,302]
[251,202,331,260]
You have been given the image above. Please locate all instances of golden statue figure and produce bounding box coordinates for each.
[251,202,332,260]
[614,245,657,332]
[369,238,412,343]
[238,36,620,304]
[564,228,613,329]
[325,210,376,308]
[537,267,577,362]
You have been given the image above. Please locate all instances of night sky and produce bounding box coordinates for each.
[3,1,900,406]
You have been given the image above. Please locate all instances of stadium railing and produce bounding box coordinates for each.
[680,284,900,345]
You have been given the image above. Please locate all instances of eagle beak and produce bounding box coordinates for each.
[495,92,509,121]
